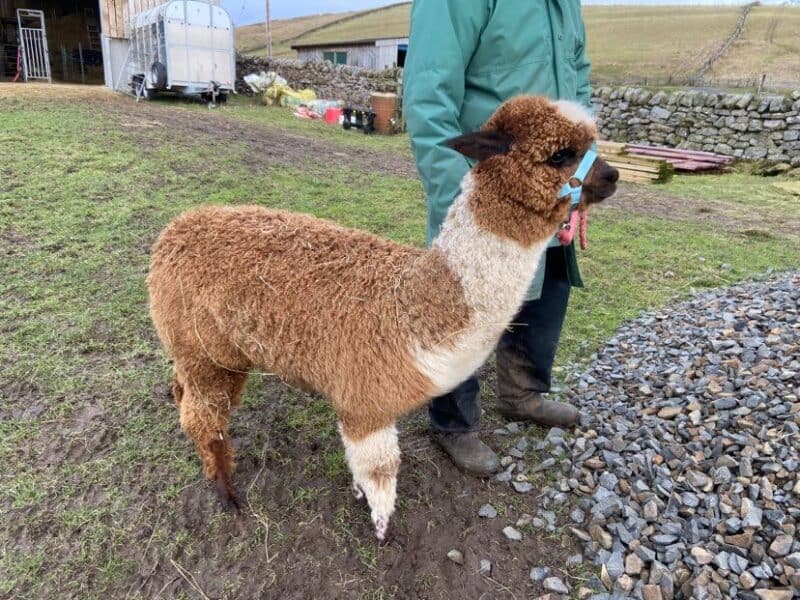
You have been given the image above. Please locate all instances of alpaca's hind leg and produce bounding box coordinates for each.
[171,369,184,406]
[339,422,400,542]
[175,364,247,510]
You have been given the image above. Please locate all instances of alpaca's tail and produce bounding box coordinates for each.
[171,369,184,406]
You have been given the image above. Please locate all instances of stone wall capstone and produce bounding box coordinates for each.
[236,56,400,109]
[236,57,800,166]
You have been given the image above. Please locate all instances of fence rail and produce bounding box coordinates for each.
[594,74,800,94]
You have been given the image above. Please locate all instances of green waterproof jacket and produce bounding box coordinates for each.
[403,0,591,299]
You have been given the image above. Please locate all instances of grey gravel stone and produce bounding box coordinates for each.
[768,535,793,557]
[478,559,491,576]
[447,549,464,565]
[571,508,586,523]
[502,526,522,541]
[478,504,497,519]
[504,273,800,598]
[544,576,569,594]
[530,566,550,582]
[606,551,625,580]
[567,553,584,568]
[512,481,533,493]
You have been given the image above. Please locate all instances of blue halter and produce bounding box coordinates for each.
[558,148,598,208]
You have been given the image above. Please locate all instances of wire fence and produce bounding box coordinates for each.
[594,74,800,94]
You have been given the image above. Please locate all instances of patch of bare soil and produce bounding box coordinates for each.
[4,373,576,599]
[100,97,419,180]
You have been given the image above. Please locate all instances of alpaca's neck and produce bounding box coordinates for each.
[414,173,550,395]
[432,174,549,326]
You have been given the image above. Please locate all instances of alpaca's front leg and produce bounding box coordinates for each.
[338,422,400,542]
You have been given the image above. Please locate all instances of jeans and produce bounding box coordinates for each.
[429,246,572,432]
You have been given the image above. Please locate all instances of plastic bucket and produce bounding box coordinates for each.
[325,107,342,124]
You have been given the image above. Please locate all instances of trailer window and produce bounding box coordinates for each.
[323,51,347,65]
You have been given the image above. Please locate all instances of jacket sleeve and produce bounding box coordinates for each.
[402,0,489,245]
[575,15,592,110]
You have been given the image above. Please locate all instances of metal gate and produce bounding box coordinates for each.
[17,9,52,83]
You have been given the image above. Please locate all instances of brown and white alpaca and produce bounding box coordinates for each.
[147,95,618,541]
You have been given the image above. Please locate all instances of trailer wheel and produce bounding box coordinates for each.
[150,61,167,89]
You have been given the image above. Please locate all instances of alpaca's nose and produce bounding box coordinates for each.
[603,165,620,184]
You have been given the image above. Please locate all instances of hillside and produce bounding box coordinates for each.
[236,12,358,57]
[708,5,800,88]
[236,3,800,89]
[291,2,410,46]
[583,6,741,84]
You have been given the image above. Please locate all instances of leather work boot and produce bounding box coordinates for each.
[496,345,580,427]
[433,431,500,477]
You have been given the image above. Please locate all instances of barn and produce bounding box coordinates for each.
[0,0,107,83]
[0,0,221,89]
[292,37,408,71]
[289,2,410,71]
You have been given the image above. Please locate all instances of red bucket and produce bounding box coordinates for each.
[324,107,342,124]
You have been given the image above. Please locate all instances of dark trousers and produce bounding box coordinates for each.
[429,246,572,432]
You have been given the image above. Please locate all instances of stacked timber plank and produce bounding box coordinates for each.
[625,144,734,173]
[598,141,673,184]
[598,141,735,185]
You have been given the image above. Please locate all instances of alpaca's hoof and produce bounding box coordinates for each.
[353,482,365,501]
[214,474,242,513]
[374,517,389,543]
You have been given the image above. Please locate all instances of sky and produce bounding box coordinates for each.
[220,0,793,26]
[220,0,396,24]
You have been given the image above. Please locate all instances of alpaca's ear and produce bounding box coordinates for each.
[445,130,514,161]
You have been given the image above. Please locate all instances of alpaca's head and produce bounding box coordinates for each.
[446,95,617,246]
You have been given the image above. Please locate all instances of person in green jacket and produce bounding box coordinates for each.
[403,0,592,475]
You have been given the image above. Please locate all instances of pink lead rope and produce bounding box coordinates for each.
[556,149,597,250]
[555,209,590,250]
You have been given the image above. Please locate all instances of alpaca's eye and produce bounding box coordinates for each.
[547,148,577,167]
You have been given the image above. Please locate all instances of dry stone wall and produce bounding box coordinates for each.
[236,56,400,109]
[236,57,800,165]
[593,87,800,166]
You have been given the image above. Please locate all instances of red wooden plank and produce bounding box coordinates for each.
[629,152,729,169]
[626,143,732,159]
[670,160,726,171]
[627,147,730,162]
[626,145,734,164]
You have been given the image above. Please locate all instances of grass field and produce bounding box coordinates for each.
[583,6,741,84]
[235,12,357,57]
[709,6,800,87]
[238,3,800,89]
[289,2,410,46]
[2,84,800,599]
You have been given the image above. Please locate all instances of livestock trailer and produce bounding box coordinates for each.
[128,0,234,101]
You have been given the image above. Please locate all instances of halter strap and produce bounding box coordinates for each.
[558,148,598,208]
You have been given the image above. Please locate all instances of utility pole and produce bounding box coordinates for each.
[265,0,273,58]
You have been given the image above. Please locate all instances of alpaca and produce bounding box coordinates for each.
[147,95,618,541]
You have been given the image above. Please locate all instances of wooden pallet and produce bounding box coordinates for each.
[597,140,672,184]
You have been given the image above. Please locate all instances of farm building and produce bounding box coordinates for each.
[0,0,226,90]
[0,0,105,83]
[292,37,407,70]
[290,1,410,70]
